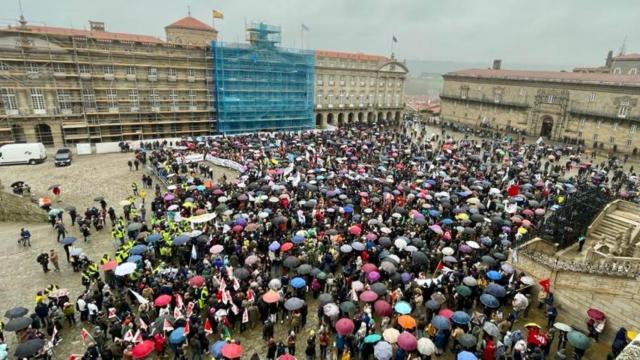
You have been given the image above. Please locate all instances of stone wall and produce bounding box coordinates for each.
[165,28,217,46]
[513,252,640,341]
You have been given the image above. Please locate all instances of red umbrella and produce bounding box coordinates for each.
[154,294,172,307]
[374,300,392,317]
[359,290,378,303]
[362,263,378,273]
[336,318,355,335]
[277,355,297,360]
[100,260,117,271]
[397,331,417,351]
[232,225,244,233]
[131,340,155,359]
[438,309,454,319]
[280,242,294,252]
[262,290,280,304]
[587,308,605,321]
[221,343,243,359]
[349,225,362,236]
[188,275,205,288]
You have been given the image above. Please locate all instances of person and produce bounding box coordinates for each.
[81,222,91,242]
[49,249,60,271]
[37,252,50,273]
[577,235,586,252]
[546,305,558,329]
[52,186,61,201]
[127,160,133,171]
[54,221,66,242]
[287,331,296,355]
[611,327,628,357]
[134,159,139,171]
[19,228,31,247]
[69,208,78,226]
[319,328,329,360]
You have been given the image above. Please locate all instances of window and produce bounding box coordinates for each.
[53,63,65,73]
[26,63,39,74]
[128,89,139,106]
[0,62,8,71]
[494,88,503,103]
[79,64,91,74]
[187,68,195,77]
[613,122,619,131]
[580,118,586,128]
[547,94,555,104]
[103,65,114,74]
[619,105,629,118]
[148,67,157,76]
[328,90,334,105]
[589,92,597,102]
[82,88,96,109]
[519,88,525,96]
[56,90,72,110]
[369,78,375,86]
[30,88,46,110]
[460,87,469,99]
[169,90,178,106]
[126,66,136,75]
[596,120,602,128]
[1,88,18,111]
[168,68,176,76]
[149,90,159,107]
[578,131,583,138]
[188,90,196,105]
[339,90,345,105]
[627,139,633,147]
[106,89,118,107]
[317,90,323,103]
[613,67,622,74]
[593,133,598,141]
[632,125,637,134]
[609,136,615,144]
[630,68,638,75]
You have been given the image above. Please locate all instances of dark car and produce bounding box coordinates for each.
[54,148,72,167]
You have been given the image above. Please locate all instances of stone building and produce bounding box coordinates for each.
[440,68,640,153]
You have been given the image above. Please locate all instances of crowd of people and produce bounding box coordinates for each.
[2,120,639,360]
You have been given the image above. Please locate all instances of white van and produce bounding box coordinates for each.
[0,143,47,165]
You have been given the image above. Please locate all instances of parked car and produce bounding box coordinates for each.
[54,148,73,166]
[0,143,47,165]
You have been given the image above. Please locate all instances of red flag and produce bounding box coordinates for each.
[508,184,520,197]
[163,319,174,332]
[246,288,254,302]
[539,278,551,293]
[186,302,195,318]
[173,307,183,319]
[108,307,117,319]
[133,330,143,343]
[183,321,190,336]
[123,329,134,342]
[70,354,84,360]
[204,318,213,335]
[175,293,184,309]
[435,261,444,271]
[80,328,91,343]
[139,318,148,331]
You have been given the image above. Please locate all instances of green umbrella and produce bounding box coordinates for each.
[455,285,472,297]
[567,331,591,350]
[316,271,327,280]
[340,301,356,314]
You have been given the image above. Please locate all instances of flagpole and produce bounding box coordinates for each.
[300,24,304,49]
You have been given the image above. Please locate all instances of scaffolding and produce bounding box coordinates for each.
[213,22,314,134]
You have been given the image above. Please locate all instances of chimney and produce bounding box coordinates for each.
[492,59,502,70]
[89,21,105,32]
[606,50,613,68]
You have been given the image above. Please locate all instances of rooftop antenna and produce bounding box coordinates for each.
[618,35,627,56]
[17,0,27,27]
[187,5,191,16]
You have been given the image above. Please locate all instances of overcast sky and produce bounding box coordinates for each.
[5,0,639,68]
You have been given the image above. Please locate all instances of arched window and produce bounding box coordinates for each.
[629,68,638,75]
[613,67,622,74]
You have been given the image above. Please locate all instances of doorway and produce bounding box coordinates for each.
[540,116,553,138]
[35,123,54,146]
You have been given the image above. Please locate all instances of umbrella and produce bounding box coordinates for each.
[114,262,137,276]
[587,308,606,321]
[14,338,45,358]
[452,311,471,324]
[146,233,161,243]
[359,290,378,302]
[208,244,224,255]
[352,241,365,251]
[221,343,243,359]
[131,340,155,359]
[318,293,333,305]
[172,234,190,245]
[245,255,260,266]
[554,322,573,332]
[485,284,506,298]
[458,334,477,348]
[278,355,297,360]
[374,300,392,317]
[336,318,355,335]
[480,294,500,308]
[501,263,514,274]
[169,328,186,344]
[398,315,417,329]
[61,236,77,245]
[269,241,281,252]
[283,256,300,268]
[481,255,497,267]
[397,331,417,351]
[233,268,250,280]
[394,301,412,315]
[340,244,353,253]
[4,306,28,319]
[417,338,435,355]
[364,334,382,344]
[210,340,227,358]
[290,277,306,289]
[362,263,378,273]
[296,264,312,275]
[284,297,305,311]
[126,255,142,263]
[455,285,472,297]
[431,315,450,330]
[412,251,429,265]
[340,301,356,314]
[3,317,31,331]
[486,270,502,281]
[154,294,172,307]
[323,303,340,317]
[520,276,535,285]
[127,222,143,232]
[567,331,591,350]
[371,282,388,296]
[268,279,282,290]
[262,290,280,304]
[457,351,478,360]
[462,276,477,287]
[426,300,441,310]
[130,245,147,256]
[188,275,205,288]
[367,271,381,282]
[482,321,500,337]
[374,341,393,360]
[383,328,400,343]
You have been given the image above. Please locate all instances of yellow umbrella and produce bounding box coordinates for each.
[524,322,541,328]
[455,213,469,221]
[627,330,638,341]
[183,201,195,208]
[518,227,528,235]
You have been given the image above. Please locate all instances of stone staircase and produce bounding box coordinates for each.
[588,201,640,256]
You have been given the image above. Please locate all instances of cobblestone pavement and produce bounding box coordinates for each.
[0,150,609,359]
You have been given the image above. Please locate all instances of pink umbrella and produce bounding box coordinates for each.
[336,318,355,335]
[359,290,379,303]
[430,224,443,234]
[522,209,534,216]
[365,232,378,241]
[522,219,532,227]
[438,309,454,319]
[349,225,362,236]
[362,263,378,273]
[535,208,545,216]
[163,194,175,201]
[351,281,364,292]
[210,244,224,254]
[232,225,244,233]
[374,300,392,316]
[397,331,417,351]
[367,271,381,283]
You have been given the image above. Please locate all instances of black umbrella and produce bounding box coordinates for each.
[370,282,387,295]
[379,237,392,248]
[14,338,45,358]
[4,306,28,319]
[458,333,477,348]
[233,268,250,280]
[493,252,507,261]
[4,317,32,331]
[284,297,305,311]
[318,293,333,306]
[412,251,429,265]
[283,256,300,269]
[94,196,105,202]
[272,216,287,225]
[10,181,24,188]
[481,255,497,267]
[297,264,312,275]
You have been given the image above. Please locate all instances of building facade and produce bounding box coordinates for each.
[441,69,640,153]
[0,17,407,146]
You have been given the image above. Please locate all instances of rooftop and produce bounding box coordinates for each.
[2,24,164,44]
[165,16,216,32]
[446,68,640,87]
[315,50,388,62]
[613,53,640,61]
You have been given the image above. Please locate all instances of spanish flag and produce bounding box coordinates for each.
[213,10,224,19]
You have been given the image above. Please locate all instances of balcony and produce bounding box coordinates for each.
[148,75,158,82]
[104,74,115,81]
[53,72,67,79]
[317,80,323,86]
[108,107,119,113]
[569,106,640,122]
[187,76,196,83]
[328,81,334,86]
[5,109,19,116]
[79,73,92,80]
[439,92,529,108]
[126,74,137,81]
[168,75,177,82]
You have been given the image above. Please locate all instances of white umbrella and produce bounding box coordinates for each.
[351,281,364,292]
[466,240,480,249]
[268,279,282,290]
[114,262,137,276]
[394,237,408,249]
[382,328,399,343]
[520,276,535,285]
[417,338,435,355]
[323,303,340,317]
[441,247,455,256]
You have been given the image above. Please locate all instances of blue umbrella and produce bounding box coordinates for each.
[351,241,365,251]
[269,241,280,251]
[343,206,354,213]
[374,341,392,360]
[442,218,454,225]
[457,351,478,360]
[173,234,190,245]
[481,237,493,246]
[486,270,502,281]
[146,233,161,243]
[210,340,227,358]
[364,334,381,344]
[479,294,500,308]
[291,277,306,288]
[235,217,247,226]
[394,301,412,315]
[127,255,142,263]
[169,327,185,344]
[292,235,305,244]
[452,311,471,325]
[196,185,206,191]
[429,210,440,217]
[130,245,147,255]
[400,272,412,283]
[61,236,76,245]
[431,315,451,330]
[485,284,506,298]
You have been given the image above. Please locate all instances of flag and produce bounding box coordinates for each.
[80,328,92,343]
[175,293,184,309]
[539,278,551,293]
[139,318,148,331]
[231,304,239,315]
[221,289,229,304]
[392,35,398,43]
[108,307,117,319]
[435,261,444,271]
[129,289,149,304]
[186,302,195,318]
[246,288,254,303]
[183,321,190,336]
[191,244,198,260]
[204,318,213,335]
[174,307,183,319]
[163,319,174,332]
[212,10,224,19]
[242,308,249,323]
[233,278,240,291]
[301,23,309,31]
[132,330,143,343]
[123,329,134,342]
